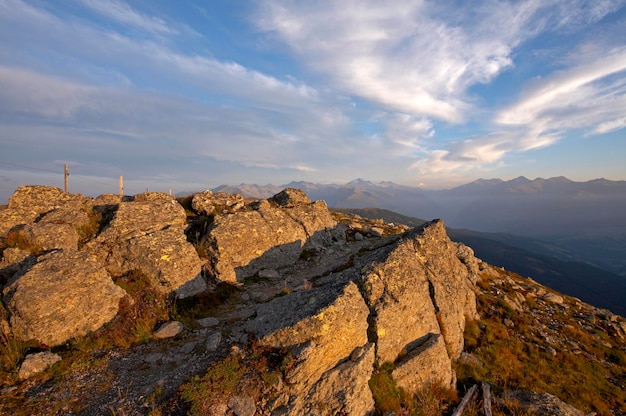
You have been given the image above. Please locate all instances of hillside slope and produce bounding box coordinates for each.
[333,207,626,316]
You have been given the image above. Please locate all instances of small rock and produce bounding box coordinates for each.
[228,394,256,416]
[354,232,364,241]
[153,321,183,339]
[543,293,564,304]
[144,353,164,363]
[180,341,197,354]
[18,351,61,380]
[369,227,384,237]
[504,318,515,328]
[206,332,222,351]
[197,317,220,328]
[545,346,557,357]
[258,269,280,279]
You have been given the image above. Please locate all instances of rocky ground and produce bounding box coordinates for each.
[0,208,408,415]
[1,187,625,416]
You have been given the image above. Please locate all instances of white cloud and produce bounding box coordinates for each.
[593,118,626,134]
[78,0,175,35]
[256,0,618,123]
[497,47,626,125]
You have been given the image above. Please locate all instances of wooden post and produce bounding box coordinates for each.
[482,382,492,416]
[119,176,124,198]
[64,164,69,193]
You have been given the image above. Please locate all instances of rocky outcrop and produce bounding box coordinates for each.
[205,189,338,282]
[0,185,88,237]
[84,192,205,297]
[235,219,480,412]
[360,220,478,366]
[191,190,245,215]
[2,249,126,347]
[245,281,373,414]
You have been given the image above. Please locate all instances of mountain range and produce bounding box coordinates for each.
[213,176,626,317]
[213,176,626,277]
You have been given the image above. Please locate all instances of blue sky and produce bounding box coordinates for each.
[1,0,625,201]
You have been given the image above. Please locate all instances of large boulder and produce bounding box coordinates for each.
[0,186,89,238]
[84,193,205,297]
[206,190,337,282]
[2,249,126,347]
[246,281,373,413]
[359,220,477,368]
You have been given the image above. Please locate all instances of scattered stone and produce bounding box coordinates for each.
[196,317,220,328]
[206,332,222,351]
[153,321,183,339]
[18,351,62,380]
[258,269,280,279]
[543,293,564,304]
[180,341,197,354]
[545,346,557,357]
[144,353,164,364]
[353,231,364,241]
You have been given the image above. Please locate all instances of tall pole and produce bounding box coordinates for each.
[64,164,69,193]
[119,175,124,198]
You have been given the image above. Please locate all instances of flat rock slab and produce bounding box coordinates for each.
[153,321,183,339]
[18,351,62,380]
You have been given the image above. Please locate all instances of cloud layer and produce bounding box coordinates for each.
[0,0,624,199]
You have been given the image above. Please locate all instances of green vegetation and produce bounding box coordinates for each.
[369,361,458,416]
[179,341,294,416]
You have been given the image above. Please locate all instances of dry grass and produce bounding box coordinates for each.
[458,271,626,415]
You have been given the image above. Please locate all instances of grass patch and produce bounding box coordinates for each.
[459,272,626,415]
[2,229,41,256]
[179,340,294,416]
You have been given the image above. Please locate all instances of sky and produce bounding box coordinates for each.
[1,0,626,202]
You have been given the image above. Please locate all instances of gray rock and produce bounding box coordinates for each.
[144,353,164,363]
[258,269,280,279]
[3,249,126,347]
[268,188,311,207]
[84,197,204,296]
[191,190,245,216]
[247,281,369,390]
[206,190,336,282]
[18,351,62,380]
[206,331,222,351]
[22,222,79,251]
[153,321,183,339]
[180,341,197,354]
[197,317,220,328]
